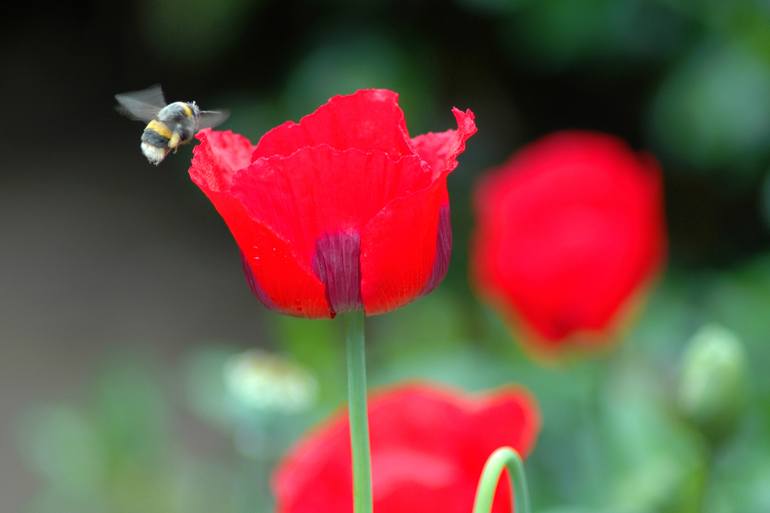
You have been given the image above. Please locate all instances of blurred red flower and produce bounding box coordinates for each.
[274,383,539,513]
[472,131,665,353]
[189,89,476,318]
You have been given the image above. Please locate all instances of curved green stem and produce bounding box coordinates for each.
[472,447,531,513]
[344,312,372,513]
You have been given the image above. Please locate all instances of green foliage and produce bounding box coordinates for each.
[282,30,438,134]
[500,0,691,68]
[649,42,770,179]
[140,0,260,64]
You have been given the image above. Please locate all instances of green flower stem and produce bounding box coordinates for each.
[344,311,373,513]
[472,447,531,513]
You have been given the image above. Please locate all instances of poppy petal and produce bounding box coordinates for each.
[411,108,477,179]
[273,383,539,513]
[360,181,446,314]
[240,251,278,310]
[253,89,414,159]
[189,129,254,191]
[464,388,541,462]
[360,109,475,314]
[232,148,430,259]
[420,201,452,296]
[190,131,331,317]
[232,147,436,316]
[473,131,666,350]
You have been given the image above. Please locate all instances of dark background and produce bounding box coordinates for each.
[2,1,770,512]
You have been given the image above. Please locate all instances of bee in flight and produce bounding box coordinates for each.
[115,84,229,165]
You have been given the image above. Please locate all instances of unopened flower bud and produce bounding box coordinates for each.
[678,324,747,440]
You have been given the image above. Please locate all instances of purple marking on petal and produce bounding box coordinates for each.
[240,252,279,311]
[312,230,362,315]
[421,205,452,296]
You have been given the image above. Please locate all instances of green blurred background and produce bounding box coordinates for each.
[2,0,770,512]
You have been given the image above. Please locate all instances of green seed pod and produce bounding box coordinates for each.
[678,324,748,441]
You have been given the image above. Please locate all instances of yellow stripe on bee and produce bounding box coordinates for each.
[146,119,172,139]
[180,103,193,118]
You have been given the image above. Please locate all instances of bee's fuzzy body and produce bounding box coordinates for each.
[115,85,228,165]
[140,102,200,165]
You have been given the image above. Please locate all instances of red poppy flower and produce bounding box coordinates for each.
[273,383,539,513]
[472,131,665,353]
[188,89,476,318]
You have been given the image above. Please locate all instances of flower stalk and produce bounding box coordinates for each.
[344,311,373,513]
[472,447,531,513]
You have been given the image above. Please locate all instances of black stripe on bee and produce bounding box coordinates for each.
[178,125,195,143]
[141,128,170,147]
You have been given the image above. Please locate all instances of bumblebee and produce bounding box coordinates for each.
[115,84,228,165]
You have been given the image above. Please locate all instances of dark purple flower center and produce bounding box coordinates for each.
[312,230,363,316]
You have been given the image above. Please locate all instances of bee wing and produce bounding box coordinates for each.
[197,109,230,130]
[115,84,167,122]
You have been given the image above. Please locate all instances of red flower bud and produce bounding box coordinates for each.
[273,383,540,513]
[472,131,666,353]
[189,89,476,318]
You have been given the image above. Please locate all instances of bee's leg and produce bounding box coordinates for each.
[168,132,181,151]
